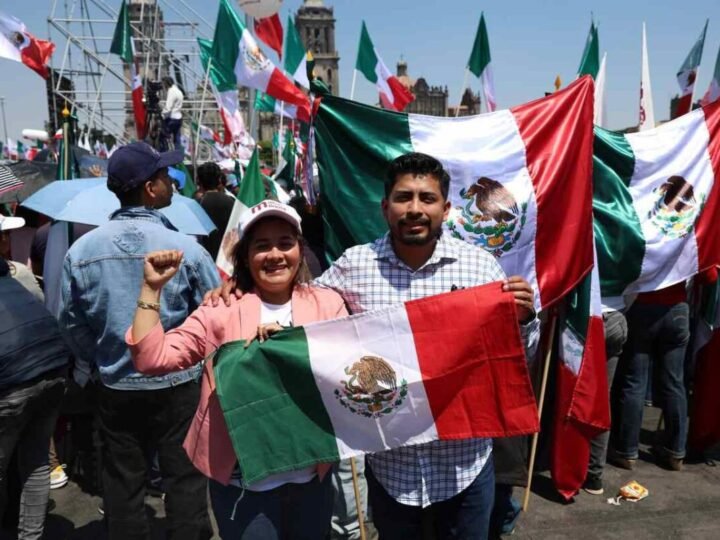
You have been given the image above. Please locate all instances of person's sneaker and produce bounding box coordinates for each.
[582,475,604,495]
[608,450,637,470]
[50,465,68,489]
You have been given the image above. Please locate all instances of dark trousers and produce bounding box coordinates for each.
[97,381,211,540]
[209,474,333,540]
[613,302,690,459]
[162,118,183,152]
[0,369,66,540]
[587,310,628,479]
[366,455,495,540]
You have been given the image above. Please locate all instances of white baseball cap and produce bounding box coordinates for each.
[0,215,25,232]
[237,200,302,241]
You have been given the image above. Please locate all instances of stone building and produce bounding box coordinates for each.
[448,88,482,117]
[295,0,340,95]
[395,60,448,117]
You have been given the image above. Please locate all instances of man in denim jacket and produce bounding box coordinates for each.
[59,143,218,540]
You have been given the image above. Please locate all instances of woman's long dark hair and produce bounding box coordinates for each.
[231,217,312,293]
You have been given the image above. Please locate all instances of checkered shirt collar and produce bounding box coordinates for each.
[373,231,459,268]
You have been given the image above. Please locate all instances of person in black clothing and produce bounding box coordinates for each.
[197,162,234,260]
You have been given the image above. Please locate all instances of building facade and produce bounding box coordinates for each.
[396,61,448,117]
[295,0,340,95]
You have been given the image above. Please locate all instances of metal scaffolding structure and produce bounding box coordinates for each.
[46,0,227,157]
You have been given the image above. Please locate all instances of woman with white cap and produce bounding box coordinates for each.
[127,200,347,539]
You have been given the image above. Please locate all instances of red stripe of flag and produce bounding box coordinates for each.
[406,282,539,438]
[510,76,595,308]
[267,68,310,122]
[695,100,720,272]
[254,15,283,60]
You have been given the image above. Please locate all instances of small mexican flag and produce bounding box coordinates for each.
[255,91,298,119]
[215,149,267,278]
[467,13,496,112]
[355,21,414,112]
[211,0,309,120]
[577,20,600,79]
[675,20,708,118]
[284,15,309,89]
[0,10,54,78]
[214,283,539,485]
[593,99,720,298]
[110,0,147,140]
[701,43,720,107]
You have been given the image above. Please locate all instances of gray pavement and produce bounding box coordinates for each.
[1,407,718,539]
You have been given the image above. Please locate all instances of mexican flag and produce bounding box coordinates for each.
[255,90,298,119]
[211,0,309,120]
[688,277,720,452]
[216,149,267,278]
[214,283,539,485]
[593,99,720,299]
[0,10,54,78]
[355,21,414,112]
[553,256,609,499]
[284,15,309,89]
[675,20,708,118]
[315,76,596,311]
[467,13,496,112]
[110,1,146,140]
[192,121,221,144]
[577,21,600,79]
[198,38,250,146]
[701,43,720,107]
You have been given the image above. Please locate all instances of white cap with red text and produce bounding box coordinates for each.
[237,200,302,240]
[0,215,25,232]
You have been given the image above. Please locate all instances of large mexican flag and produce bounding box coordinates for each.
[214,283,538,485]
[315,76,596,311]
[593,99,720,298]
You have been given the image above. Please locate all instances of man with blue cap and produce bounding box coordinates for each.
[58,142,218,539]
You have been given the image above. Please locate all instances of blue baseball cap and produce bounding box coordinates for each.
[107,142,184,194]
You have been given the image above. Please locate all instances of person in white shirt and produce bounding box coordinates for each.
[161,77,184,153]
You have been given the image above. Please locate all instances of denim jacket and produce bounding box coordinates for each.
[59,207,221,390]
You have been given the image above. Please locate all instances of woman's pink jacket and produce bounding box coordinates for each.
[126,286,348,485]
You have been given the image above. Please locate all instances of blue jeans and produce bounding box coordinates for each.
[209,474,334,540]
[0,369,66,540]
[588,310,628,479]
[366,455,495,540]
[614,303,689,459]
[490,484,520,536]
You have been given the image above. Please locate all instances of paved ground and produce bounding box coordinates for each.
[2,407,718,539]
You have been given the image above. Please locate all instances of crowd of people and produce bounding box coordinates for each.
[0,142,716,540]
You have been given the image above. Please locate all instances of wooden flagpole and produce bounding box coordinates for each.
[349,457,367,540]
[522,312,557,512]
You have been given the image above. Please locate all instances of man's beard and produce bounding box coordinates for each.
[394,218,442,246]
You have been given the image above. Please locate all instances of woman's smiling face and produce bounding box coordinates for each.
[247,218,301,296]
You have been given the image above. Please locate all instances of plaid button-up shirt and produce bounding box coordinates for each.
[315,231,540,507]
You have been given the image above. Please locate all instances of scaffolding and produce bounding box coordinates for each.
[46,0,236,160]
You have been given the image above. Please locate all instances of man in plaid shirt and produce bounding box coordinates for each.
[316,153,539,539]
[210,152,539,539]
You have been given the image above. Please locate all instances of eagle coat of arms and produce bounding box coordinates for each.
[446,177,529,258]
[648,175,705,239]
[334,356,408,419]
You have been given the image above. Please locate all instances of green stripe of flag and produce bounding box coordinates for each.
[110,0,133,64]
[577,21,599,79]
[467,13,491,78]
[315,95,413,261]
[592,127,645,297]
[213,330,339,485]
[197,37,237,93]
[355,22,379,83]
[284,15,306,77]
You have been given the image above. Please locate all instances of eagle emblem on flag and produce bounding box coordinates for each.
[446,177,529,257]
[240,39,270,73]
[334,356,408,418]
[648,175,705,239]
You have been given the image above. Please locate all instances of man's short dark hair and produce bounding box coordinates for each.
[162,76,174,87]
[385,152,450,200]
[197,162,223,191]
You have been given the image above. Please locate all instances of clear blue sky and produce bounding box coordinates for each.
[1,0,718,141]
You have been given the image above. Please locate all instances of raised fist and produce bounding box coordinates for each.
[144,250,183,291]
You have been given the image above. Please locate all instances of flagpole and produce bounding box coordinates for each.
[88,53,112,130]
[349,457,367,540]
[194,58,212,172]
[455,68,470,118]
[522,311,557,512]
[277,102,285,166]
[350,69,357,101]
